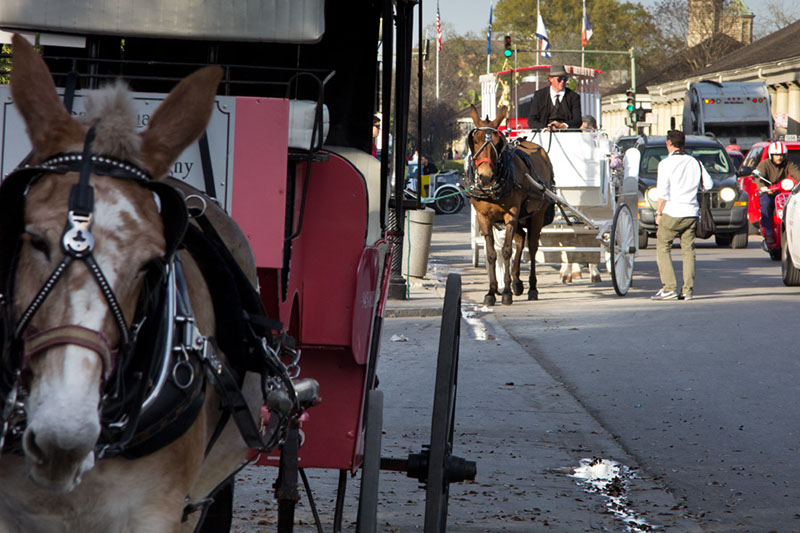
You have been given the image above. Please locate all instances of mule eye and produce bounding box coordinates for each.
[25,233,51,259]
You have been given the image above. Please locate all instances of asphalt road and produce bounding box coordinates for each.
[231,209,799,532]
[453,212,800,532]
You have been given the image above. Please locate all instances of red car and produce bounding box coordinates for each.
[738,140,800,258]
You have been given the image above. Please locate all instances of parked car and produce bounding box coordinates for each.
[632,135,749,249]
[782,180,800,285]
[615,135,638,153]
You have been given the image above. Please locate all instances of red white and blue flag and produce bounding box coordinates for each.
[436,2,443,51]
[536,13,551,59]
[581,3,593,47]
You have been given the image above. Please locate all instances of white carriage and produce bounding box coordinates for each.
[470,66,638,296]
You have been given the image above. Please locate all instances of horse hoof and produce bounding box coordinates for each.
[560,275,572,284]
[484,293,496,306]
[528,290,539,301]
[591,274,602,283]
[501,293,513,305]
[512,281,524,296]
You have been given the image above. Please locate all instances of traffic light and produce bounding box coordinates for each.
[504,35,512,58]
[625,89,635,113]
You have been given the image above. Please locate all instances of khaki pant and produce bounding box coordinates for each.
[656,214,698,293]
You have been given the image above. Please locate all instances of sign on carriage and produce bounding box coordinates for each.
[0,86,237,211]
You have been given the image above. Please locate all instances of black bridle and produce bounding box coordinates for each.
[466,126,515,201]
[0,126,189,454]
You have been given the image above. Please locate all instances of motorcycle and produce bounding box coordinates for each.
[743,169,797,260]
[404,165,467,215]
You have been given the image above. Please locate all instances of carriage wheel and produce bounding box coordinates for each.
[610,204,635,296]
[424,273,461,533]
[356,389,384,533]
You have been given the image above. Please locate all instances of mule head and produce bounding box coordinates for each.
[6,34,221,492]
[467,105,508,188]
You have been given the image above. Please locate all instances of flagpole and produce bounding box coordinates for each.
[581,0,585,68]
[436,1,440,103]
[487,0,492,74]
[436,40,440,103]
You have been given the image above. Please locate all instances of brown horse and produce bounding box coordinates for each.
[0,34,275,532]
[467,105,555,305]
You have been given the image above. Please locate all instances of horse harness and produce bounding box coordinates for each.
[0,126,304,464]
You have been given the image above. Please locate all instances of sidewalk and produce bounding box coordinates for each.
[233,211,700,532]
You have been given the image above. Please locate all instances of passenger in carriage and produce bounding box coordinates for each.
[527,64,582,131]
[580,115,597,130]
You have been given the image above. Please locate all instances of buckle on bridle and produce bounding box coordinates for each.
[63,211,95,257]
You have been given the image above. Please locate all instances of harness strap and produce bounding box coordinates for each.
[24,325,115,381]
[200,336,268,450]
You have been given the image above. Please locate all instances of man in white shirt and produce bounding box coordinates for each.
[652,130,713,301]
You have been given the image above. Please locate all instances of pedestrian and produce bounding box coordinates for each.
[725,137,741,152]
[652,130,713,301]
[527,64,582,130]
[420,155,437,174]
[371,115,381,157]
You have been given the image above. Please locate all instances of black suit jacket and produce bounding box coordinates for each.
[527,86,582,130]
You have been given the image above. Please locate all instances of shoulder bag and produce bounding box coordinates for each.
[695,160,716,239]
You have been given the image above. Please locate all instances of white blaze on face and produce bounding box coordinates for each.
[25,185,149,479]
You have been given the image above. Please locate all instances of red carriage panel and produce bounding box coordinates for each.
[231,97,288,269]
[282,152,369,347]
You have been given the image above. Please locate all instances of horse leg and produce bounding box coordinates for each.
[589,263,602,283]
[481,229,499,306]
[500,219,517,305]
[511,226,525,296]
[572,263,583,280]
[527,216,546,300]
[559,253,573,284]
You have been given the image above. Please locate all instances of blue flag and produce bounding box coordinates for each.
[487,5,493,55]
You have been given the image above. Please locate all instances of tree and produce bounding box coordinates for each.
[492,0,664,76]
[408,23,507,161]
[757,0,800,37]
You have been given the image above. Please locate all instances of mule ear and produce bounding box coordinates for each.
[492,106,508,128]
[469,104,481,126]
[10,33,84,159]
[139,66,223,179]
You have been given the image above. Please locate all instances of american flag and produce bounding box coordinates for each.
[436,2,443,51]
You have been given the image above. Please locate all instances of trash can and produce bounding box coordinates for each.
[401,208,435,278]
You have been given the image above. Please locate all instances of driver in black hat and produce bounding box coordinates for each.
[527,64,582,130]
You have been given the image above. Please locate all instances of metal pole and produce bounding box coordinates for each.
[630,47,636,93]
[487,0,492,74]
[581,0,585,68]
[388,0,416,300]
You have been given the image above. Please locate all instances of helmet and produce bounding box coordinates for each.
[768,141,787,156]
